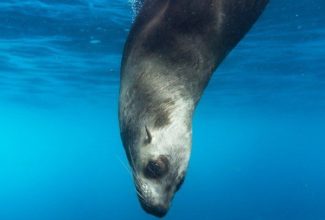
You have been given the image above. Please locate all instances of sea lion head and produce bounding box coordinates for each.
[119,70,194,217]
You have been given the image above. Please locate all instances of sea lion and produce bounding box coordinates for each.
[119,0,269,217]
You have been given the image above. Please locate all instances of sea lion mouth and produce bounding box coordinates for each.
[136,183,170,218]
[139,197,169,218]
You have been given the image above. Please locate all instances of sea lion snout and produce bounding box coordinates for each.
[141,203,169,218]
[135,155,186,218]
[136,178,171,218]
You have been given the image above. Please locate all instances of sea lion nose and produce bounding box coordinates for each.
[141,203,169,218]
[144,155,169,179]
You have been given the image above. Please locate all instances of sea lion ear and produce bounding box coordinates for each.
[145,126,152,144]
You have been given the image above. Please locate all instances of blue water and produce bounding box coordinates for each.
[0,0,324,219]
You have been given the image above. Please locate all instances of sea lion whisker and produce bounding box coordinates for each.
[136,189,145,200]
[116,155,133,177]
[128,144,143,185]
[128,144,137,173]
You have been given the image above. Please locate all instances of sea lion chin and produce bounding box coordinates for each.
[119,0,269,217]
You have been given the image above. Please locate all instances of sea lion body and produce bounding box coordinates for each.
[119,0,269,217]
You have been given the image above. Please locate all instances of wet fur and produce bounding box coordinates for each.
[119,0,269,217]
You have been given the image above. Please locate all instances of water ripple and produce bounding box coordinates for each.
[0,0,324,112]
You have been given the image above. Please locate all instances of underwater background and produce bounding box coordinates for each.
[0,0,324,219]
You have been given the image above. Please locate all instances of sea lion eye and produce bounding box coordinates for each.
[144,155,169,179]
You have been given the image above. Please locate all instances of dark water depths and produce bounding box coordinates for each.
[0,0,324,219]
